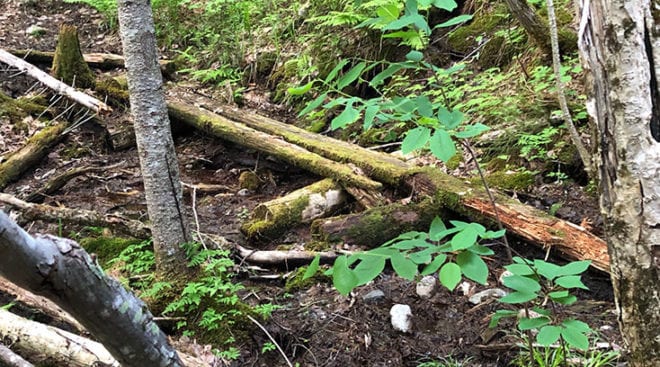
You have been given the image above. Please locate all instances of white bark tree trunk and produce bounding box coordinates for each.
[117,0,191,277]
[0,211,184,366]
[578,1,660,365]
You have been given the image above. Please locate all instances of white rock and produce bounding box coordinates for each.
[498,270,514,285]
[390,304,412,333]
[458,281,472,296]
[468,288,508,304]
[416,275,437,298]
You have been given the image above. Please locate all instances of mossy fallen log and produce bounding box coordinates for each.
[168,102,382,190]
[241,179,349,241]
[0,121,68,191]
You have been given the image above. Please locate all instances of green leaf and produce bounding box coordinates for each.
[562,319,592,333]
[409,247,435,264]
[353,255,386,286]
[406,50,424,62]
[553,294,577,305]
[489,309,517,328]
[554,275,589,290]
[481,229,506,239]
[332,256,358,296]
[331,103,361,130]
[390,252,418,280]
[503,274,541,293]
[561,327,589,350]
[363,104,379,130]
[421,254,447,275]
[298,92,328,117]
[450,225,478,250]
[432,0,458,11]
[518,316,550,330]
[337,62,367,89]
[537,325,561,346]
[303,255,321,280]
[439,262,461,291]
[414,95,433,117]
[467,244,495,256]
[437,107,463,129]
[456,251,488,284]
[287,81,314,96]
[548,290,569,299]
[370,64,403,87]
[454,123,489,138]
[401,126,431,154]
[325,59,350,83]
[429,129,456,162]
[505,263,536,276]
[498,291,537,304]
[556,260,591,277]
[428,217,447,240]
[434,14,472,28]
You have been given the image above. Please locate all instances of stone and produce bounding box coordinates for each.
[390,304,412,333]
[416,275,437,298]
[362,289,385,304]
[468,288,508,304]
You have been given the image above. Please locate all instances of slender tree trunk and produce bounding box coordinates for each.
[117,0,191,278]
[0,211,184,367]
[504,0,551,54]
[578,1,660,365]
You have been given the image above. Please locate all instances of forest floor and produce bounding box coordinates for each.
[0,1,623,366]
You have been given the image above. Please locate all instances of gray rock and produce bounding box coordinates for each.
[26,25,47,37]
[362,289,385,303]
[390,304,412,333]
[468,288,508,304]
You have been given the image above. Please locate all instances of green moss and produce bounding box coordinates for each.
[79,236,141,267]
[238,171,260,190]
[52,24,96,89]
[447,4,509,53]
[444,153,462,170]
[284,265,329,292]
[62,144,91,159]
[476,171,535,191]
[95,77,129,107]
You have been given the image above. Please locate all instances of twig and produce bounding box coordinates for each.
[246,315,293,367]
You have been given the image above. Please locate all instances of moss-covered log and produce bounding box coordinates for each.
[168,102,382,190]
[0,122,68,191]
[311,198,443,248]
[215,106,410,185]
[51,24,96,89]
[242,179,349,241]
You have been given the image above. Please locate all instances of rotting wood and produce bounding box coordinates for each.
[168,102,382,190]
[0,49,111,114]
[8,49,177,77]
[25,163,124,203]
[343,186,388,209]
[51,24,95,89]
[236,244,338,267]
[0,343,34,367]
[0,193,149,239]
[0,121,69,191]
[241,179,349,241]
[0,276,84,334]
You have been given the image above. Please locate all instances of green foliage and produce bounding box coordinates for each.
[107,240,156,289]
[490,257,594,352]
[305,217,504,295]
[511,334,620,367]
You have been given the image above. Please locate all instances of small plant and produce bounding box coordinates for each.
[490,257,594,355]
[305,217,504,295]
[518,126,560,161]
[261,341,277,353]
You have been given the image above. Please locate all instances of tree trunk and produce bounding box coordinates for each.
[117,0,191,278]
[0,211,183,366]
[51,24,95,89]
[504,0,551,54]
[578,0,660,364]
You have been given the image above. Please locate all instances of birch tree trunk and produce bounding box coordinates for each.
[578,1,660,364]
[0,211,184,367]
[117,0,191,277]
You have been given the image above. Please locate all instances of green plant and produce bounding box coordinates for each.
[490,257,594,353]
[107,240,156,289]
[512,334,620,367]
[518,126,560,161]
[417,356,474,366]
[305,217,504,295]
[261,342,277,353]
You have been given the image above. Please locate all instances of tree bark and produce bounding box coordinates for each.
[117,0,191,278]
[51,24,95,89]
[504,0,552,54]
[0,211,183,366]
[0,343,34,367]
[578,0,660,364]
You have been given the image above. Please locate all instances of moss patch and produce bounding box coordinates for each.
[79,236,141,267]
[475,171,535,191]
[52,24,96,89]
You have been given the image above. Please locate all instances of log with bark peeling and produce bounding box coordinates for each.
[168,102,382,190]
[0,49,111,114]
[236,244,338,267]
[0,193,149,239]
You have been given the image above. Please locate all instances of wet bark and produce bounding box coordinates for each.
[578,0,660,364]
[117,0,191,278]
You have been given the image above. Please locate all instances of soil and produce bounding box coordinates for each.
[0,1,622,366]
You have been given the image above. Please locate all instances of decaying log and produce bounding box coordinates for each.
[214,105,410,185]
[168,102,382,190]
[0,121,69,191]
[236,244,338,267]
[0,276,84,334]
[409,169,610,272]
[8,49,177,77]
[343,186,388,209]
[0,343,34,367]
[25,163,123,203]
[51,24,95,89]
[0,49,111,114]
[0,193,149,239]
[311,198,444,248]
[241,179,349,241]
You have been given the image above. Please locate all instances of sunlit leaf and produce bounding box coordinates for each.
[332,256,358,296]
[421,254,447,275]
[537,325,561,346]
[439,262,461,291]
[337,61,366,89]
[429,129,456,162]
[391,252,417,280]
[298,92,327,116]
[302,254,321,280]
[456,251,488,284]
[401,126,431,154]
[434,14,472,28]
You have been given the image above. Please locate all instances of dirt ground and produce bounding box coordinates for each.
[0,1,622,366]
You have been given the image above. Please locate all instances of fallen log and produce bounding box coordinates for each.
[241,179,349,241]
[0,193,150,239]
[0,343,34,367]
[0,49,111,114]
[0,276,84,334]
[24,163,123,203]
[236,244,338,267]
[8,49,177,77]
[0,121,69,191]
[311,198,444,248]
[168,102,382,190]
